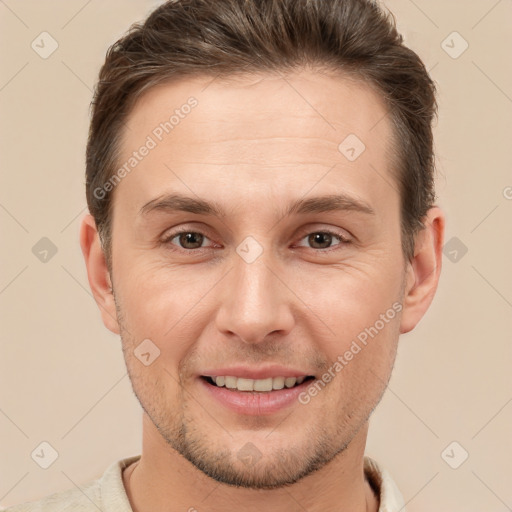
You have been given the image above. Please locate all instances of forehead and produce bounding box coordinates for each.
[124,69,392,147]
[114,69,397,214]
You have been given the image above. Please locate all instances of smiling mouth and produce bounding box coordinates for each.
[201,375,315,392]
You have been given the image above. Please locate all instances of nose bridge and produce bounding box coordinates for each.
[215,244,294,344]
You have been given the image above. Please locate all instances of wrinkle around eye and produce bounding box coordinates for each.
[160,228,354,255]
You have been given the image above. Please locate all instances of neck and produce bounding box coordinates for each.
[123,415,379,512]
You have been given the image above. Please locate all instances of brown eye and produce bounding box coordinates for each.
[296,230,350,251]
[177,232,205,249]
[163,230,211,250]
[308,232,334,249]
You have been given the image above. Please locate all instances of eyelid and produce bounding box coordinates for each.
[294,224,352,243]
[160,226,217,249]
[161,225,352,253]
[293,228,351,250]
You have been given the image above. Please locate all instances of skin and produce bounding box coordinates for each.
[80,68,444,512]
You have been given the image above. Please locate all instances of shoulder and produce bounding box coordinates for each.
[2,480,100,512]
[2,455,140,512]
[363,455,407,512]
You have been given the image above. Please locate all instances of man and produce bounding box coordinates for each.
[7,0,444,510]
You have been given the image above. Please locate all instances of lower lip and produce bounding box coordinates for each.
[199,377,313,416]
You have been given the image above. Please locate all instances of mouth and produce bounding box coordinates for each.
[201,375,316,392]
[199,373,317,415]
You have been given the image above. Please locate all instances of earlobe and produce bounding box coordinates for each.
[399,207,445,334]
[79,214,120,335]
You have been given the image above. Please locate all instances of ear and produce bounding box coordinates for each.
[400,206,445,334]
[79,214,120,335]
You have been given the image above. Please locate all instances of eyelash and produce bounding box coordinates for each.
[160,227,351,253]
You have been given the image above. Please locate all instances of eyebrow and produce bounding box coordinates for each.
[139,192,375,218]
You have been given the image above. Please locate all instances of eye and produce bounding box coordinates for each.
[296,230,350,251]
[160,228,351,253]
[162,229,214,250]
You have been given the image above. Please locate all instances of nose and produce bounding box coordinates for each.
[214,250,295,345]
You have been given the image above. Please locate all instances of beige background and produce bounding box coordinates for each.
[1,1,511,510]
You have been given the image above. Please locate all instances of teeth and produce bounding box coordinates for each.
[284,377,297,388]
[237,378,254,391]
[253,378,273,392]
[272,376,285,390]
[224,376,237,389]
[211,375,308,392]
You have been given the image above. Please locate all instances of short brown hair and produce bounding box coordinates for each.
[86,0,437,272]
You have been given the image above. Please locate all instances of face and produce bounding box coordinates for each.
[106,70,407,488]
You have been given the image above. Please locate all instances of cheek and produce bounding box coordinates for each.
[119,257,177,313]
[323,308,400,377]
[115,258,216,354]
[290,256,403,382]
[292,255,403,331]
[315,308,401,413]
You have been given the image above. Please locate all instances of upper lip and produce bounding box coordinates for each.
[200,365,313,380]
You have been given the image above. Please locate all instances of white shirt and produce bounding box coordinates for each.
[3,455,407,511]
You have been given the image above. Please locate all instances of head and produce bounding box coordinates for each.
[81,0,444,490]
